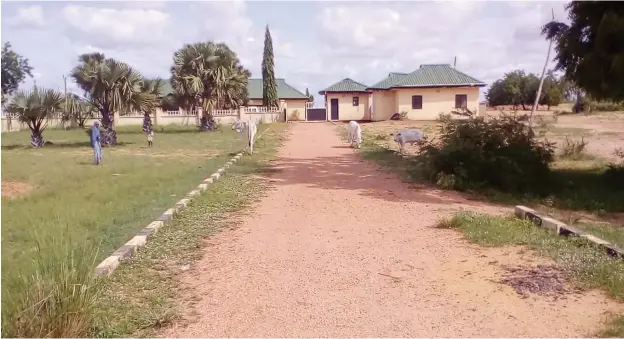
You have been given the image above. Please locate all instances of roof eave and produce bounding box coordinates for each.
[320,90,371,95]
[390,83,487,89]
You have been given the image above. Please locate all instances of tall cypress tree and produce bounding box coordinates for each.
[262,25,279,107]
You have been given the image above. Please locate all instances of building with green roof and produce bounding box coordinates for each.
[367,64,486,121]
[318,78,372,121]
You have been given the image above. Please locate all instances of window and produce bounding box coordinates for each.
[455,94,468,109]
[352,96,359,106]
[411,95,423,110]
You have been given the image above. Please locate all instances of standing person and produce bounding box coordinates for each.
[147,129,154,148]
[90,121,102,165]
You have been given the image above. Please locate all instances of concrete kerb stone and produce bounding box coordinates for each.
[93,125,276,277]
[514,205,624,259]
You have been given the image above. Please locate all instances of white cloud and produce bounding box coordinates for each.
[7,5,45,28]
[1,1,572,102]
[312,1,569,98]
[194,1,301,77]
[61,5,171,49]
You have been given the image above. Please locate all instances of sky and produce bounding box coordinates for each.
[1,0,570,103]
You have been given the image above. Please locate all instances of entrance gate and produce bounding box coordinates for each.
[305,102,327,121]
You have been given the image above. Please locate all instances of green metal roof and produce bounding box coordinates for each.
[367,65,485,90]
[368,72,409,90]
[318,78,369,94]
[247,78,308,99]
[159,78,308,100]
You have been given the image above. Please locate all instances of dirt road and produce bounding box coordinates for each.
[166,123,620,337]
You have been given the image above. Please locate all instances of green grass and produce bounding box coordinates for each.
[1,123,279,337]
[573,221,624,249]
[90,124,286,337]
[437,212,624,337]
[1,125,257,273]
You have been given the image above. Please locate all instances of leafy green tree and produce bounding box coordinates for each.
[262,25,279,107]
[6,87,63,147]
[1,42,33,104]
[71,53,156,145]
[542,2,624,101]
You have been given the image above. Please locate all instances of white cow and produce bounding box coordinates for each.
[232,119,258,154]
[391,129,424,154]
[347,120,362,149]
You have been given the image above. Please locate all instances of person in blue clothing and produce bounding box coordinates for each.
[90,121,102,165]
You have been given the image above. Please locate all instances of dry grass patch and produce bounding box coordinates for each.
[1,181,33,198]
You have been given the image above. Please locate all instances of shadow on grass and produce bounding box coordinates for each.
[2,141,135,150]
[359,140,624,213]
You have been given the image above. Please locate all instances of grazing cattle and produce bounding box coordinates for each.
[391,129,424,153]
[347,120,362,149]
[232,120,258,154]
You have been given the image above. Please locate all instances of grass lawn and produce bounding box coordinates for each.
[1,124,266,279]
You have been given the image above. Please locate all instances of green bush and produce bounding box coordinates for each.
[592,100,624,112]
[416,108,555,193]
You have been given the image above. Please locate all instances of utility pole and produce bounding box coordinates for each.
[63,75,68,128]
[530,8,555,128]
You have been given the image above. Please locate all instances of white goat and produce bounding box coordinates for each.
[391,129,424,153]
[232,119,258,154]
[347,120,362,149]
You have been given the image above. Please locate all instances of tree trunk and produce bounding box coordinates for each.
[142,112,152,133]
[100,108,117,146]
[29,127,45,148]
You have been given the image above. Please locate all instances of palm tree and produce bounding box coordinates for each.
[139,78,165,132]
[62,94,97,128]
[6,86,63,147]
[70,53,157,145]
[170,42,250,118]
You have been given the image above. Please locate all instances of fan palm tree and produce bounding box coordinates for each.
[170,42,250,121]
[62,94,97,128]
[6,86,63,147]
[70,53,156,145]
[140,78,165,132]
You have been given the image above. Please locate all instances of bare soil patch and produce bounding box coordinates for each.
[2,181,33,198]
[498,264,581,299]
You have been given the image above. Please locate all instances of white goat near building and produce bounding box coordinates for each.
[391,128,424,154]
[232,119,258,154]
[347,120,362,149]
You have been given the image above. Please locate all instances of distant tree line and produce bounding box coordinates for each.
[485,70,573,110]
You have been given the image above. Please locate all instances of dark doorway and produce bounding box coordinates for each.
[330,98,339,120]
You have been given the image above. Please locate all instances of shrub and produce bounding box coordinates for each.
[559,137,589,160]
[592,100,624,112]
[399,111,408,120]
[416,108,555,193]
